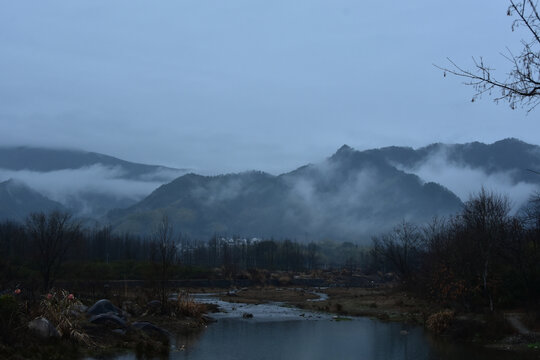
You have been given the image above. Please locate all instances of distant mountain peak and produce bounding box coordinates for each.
[331,144,355,160]
[337,144,353,153]
[496,137,525,144]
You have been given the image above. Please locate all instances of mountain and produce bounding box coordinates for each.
[0,146,185,181]
[4,139,539,242]
[0,179,65,221]
[0,147,188,218]
[373,138,540,184]
[109,144,463,242]
[367,138,540,209]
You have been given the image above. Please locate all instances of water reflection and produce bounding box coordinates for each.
[92,298,534,360]
[171,326,205,354]
[169,317,531,360]
[172,318,427,360]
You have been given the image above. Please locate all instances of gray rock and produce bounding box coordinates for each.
[28,317,60,338]
[87,299,123,318]
[242,312,253,319]
[147,300,161,309]
[89,313,127,328]
[146,300,163,314]
[132,321,171,337]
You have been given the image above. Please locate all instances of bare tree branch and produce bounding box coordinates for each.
[436,1,540,112]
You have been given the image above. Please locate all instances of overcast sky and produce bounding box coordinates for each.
[1,1,538,174]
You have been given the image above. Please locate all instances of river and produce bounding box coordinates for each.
[95,294,529,360]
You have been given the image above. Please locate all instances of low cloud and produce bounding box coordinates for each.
[399,148,538,213]
[192,176,246,205]
[137,168,187,182]
[0,164,182,216]
[283,161,418,240]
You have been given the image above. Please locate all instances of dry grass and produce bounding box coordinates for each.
[286,286,436,324]
[172,292,206,318]
[40,289,92,345]
[425,310,455,334]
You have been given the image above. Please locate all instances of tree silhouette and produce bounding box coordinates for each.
[25,211,81,291]
[150,215,177,312]
[438,1,540,111]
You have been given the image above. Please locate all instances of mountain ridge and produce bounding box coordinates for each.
[0,146,187,180]
[0,146,189,218]
[1,139,539,243]
[108,143,466,242]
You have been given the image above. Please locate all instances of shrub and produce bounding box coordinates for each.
[426,310,454,334]
[40,289,91,345]
[278,276,291,285]
[171,292,205,318]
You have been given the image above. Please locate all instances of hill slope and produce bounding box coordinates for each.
[109,145,463,242]
[0,146,185,180]
[0,147,188,218]
[0,179,65,221]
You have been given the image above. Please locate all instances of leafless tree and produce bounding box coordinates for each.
[151,215,178,311]
[372,221,424,282]
[461,188,511,312]
[437,0,540,111]
[25,211,81,291]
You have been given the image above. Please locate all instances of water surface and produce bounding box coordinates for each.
[95,295,528,360]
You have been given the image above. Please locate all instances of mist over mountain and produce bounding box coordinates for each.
[0,179,65,221]
[2,139,538,242]
[0,147,186,180]
[109,144,463,242]
[372,138,540,211]
[374,138,540,177]
[0,147,188,218]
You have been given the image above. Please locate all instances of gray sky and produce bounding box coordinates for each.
[1,0,538,174]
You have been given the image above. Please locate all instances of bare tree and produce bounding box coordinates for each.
[372,221,424,282]
[437,0,540,111]
[151,215,177,311]
[25,211,81,291]
[461,188,511,312]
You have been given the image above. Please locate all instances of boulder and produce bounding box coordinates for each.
[242,312,254,319]
[28,317,60,338]
[132,321,171,337]
[147,300,161,308]
[89,313,127,328]
[146,300,162,313]
[87,299,123,318]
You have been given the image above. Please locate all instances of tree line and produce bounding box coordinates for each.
[0,213,370,291]
[3,187,539,312]
[371,188,540,311]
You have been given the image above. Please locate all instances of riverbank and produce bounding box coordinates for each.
[0,290,212,360]
[2,284,538,359]
[212,285,539,355]
[214,285,435,321]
